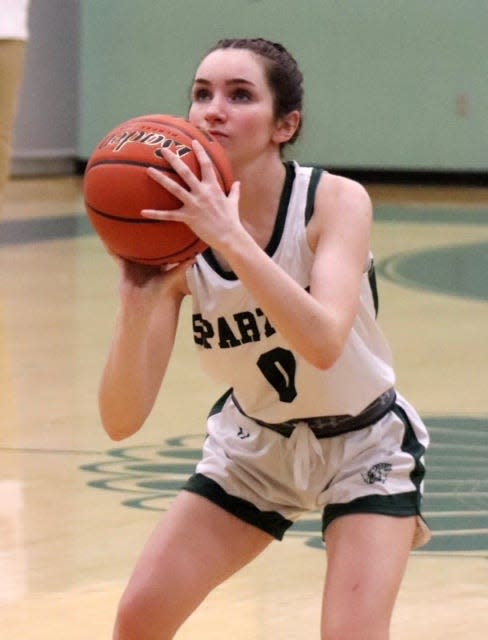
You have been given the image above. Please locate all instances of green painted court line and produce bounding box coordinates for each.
[0,214,93,247]
[1,203,488,251]
[374,205,488,225]
[377,241,488,301]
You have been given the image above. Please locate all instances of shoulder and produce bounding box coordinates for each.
[317,172,372,216]
[306,172,372,252]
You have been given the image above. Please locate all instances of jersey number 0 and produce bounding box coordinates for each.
[257,347,297,403]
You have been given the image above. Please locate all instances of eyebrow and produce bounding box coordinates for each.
[192,78,256,87]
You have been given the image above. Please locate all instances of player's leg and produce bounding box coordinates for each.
[318,396,430,639]
[113,489,274,640]
[321,513,415,640]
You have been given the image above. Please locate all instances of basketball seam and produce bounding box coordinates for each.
[84,203,176,224]
[123,237,202,262]
[86,159,178,173]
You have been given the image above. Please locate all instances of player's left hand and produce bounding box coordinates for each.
[141,139,242,253]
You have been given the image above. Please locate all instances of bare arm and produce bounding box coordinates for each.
[216,175,372,368]
[98,260,190,440]
[142,143,372,370]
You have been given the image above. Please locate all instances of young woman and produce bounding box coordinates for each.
[99,38,430,640]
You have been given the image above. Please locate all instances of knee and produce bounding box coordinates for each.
[113,592,149,640]
[113,588,175,640]
[322,617,389,640]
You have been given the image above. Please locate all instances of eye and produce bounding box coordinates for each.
[230,88,252,102]
[192,87,212,102]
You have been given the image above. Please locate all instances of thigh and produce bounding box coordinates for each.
[321,394,431,550]
[115,490,273,639]
[322,513,416,640]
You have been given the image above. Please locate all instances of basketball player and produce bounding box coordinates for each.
[99,38,430,639]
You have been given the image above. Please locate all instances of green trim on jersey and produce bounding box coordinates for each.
[304,166,324,225]
[207,388,233,418]
[266,161,295,256]
[201,162,296,280]
[368,260,380,317]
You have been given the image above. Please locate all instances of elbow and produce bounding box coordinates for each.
[99,407,143,442]
[102,421,141,442]
[103,425,132,442]
[306,338,344,371]
[98,389,147,441]
[309,352,339,371]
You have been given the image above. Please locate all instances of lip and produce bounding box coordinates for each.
[208,130,228,140]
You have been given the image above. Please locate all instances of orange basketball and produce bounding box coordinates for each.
[83,114,234,265]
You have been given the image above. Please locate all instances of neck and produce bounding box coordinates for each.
[229,155,287,249]
[235,155,287,224]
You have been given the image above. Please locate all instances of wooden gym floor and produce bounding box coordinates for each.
[0,175,487,638]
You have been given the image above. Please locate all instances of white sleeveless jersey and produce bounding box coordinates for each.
[186,162,395,423]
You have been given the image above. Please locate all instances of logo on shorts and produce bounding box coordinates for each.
[361,462,392,485]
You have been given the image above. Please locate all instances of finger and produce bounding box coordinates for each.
[159,257,195,274]
[192,139,219,183]
[158,146,200,188]
[228,180,241,205]
[147,166,188,194]
[140,207,183,221]
[159,257,196,280]
[146,168,192,208]
[167,256,196,272]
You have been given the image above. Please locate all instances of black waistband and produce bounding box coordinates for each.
[232,388,397,439]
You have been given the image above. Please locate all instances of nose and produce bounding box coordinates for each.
[204,95,227,124]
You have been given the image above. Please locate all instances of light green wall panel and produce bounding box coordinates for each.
[80,1,488,170]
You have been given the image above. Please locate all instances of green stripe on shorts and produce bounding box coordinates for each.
[183,473,293,540]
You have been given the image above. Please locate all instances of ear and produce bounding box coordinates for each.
[272,111,301,145]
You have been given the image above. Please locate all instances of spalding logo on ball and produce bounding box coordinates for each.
[83,114,234,265]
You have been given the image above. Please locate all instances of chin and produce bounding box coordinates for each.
[212,134,230,147]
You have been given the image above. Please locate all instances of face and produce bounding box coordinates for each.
[188,49,282,166]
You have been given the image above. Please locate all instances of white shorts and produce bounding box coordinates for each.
[183,390,431,549]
